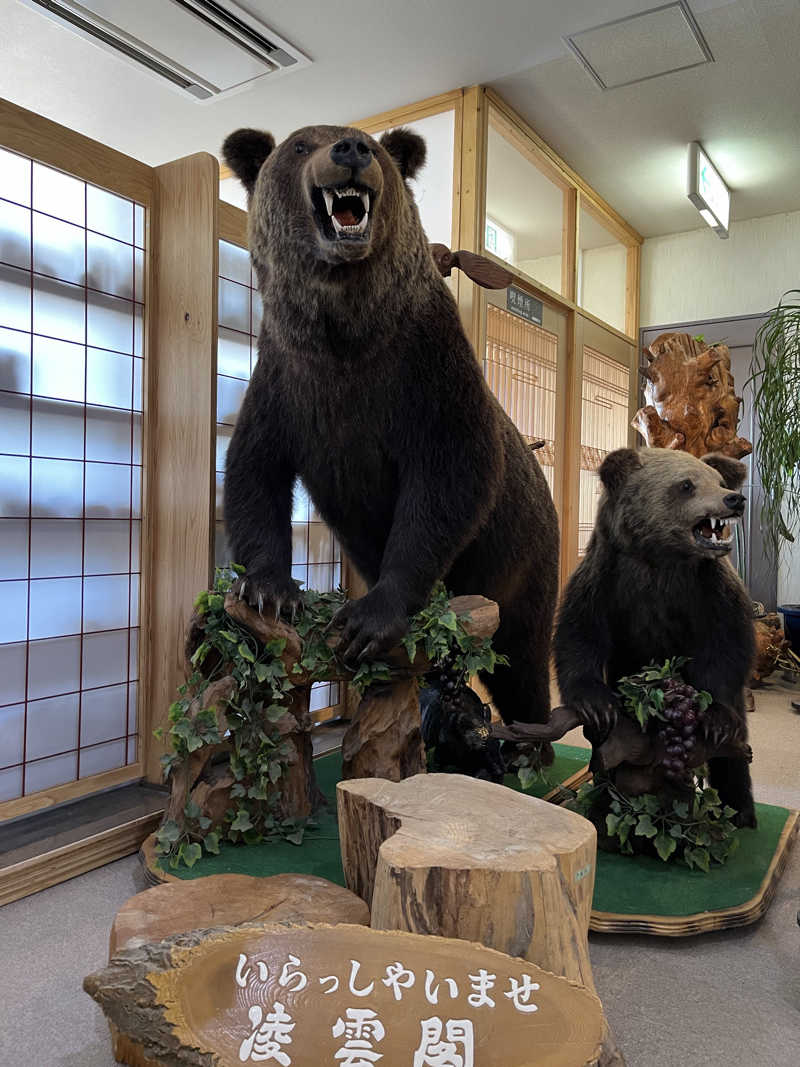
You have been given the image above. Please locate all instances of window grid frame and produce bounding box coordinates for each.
[0,148,144,800]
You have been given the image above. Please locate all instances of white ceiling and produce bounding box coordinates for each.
[1,0,798,239]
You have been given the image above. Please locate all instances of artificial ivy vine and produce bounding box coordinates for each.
[573,658,739,870]
[154,570,506,869]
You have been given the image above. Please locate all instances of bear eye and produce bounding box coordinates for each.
[680,479,694,492]
[294,141,309,155]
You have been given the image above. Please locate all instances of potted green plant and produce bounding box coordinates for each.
[749,289,800,558]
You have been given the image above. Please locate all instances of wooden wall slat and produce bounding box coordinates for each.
[141,153,219,782]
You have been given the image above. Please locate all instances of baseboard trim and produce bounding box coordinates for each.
[0,811,163,907]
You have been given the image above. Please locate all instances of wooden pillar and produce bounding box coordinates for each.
[456,85,488,349]
[562,186,579,303]
[625,243,640,342]
[142,153,219,782]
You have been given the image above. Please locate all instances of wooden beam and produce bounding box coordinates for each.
[562,186,578,302]
[142,153,219,783]
[625,243,641,342]
[0,96,153,206]
[350,88,464,133]
[218,199,248,247]
[454,85,487,348]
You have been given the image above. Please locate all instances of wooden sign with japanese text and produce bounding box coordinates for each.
[85,923,605,1066]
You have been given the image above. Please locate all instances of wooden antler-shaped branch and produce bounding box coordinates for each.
[430,243,514,289]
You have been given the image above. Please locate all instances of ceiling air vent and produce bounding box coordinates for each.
[565,2,713,91]
[23,0,310,100]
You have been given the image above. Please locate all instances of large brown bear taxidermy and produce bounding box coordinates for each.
[554,447,756,825]
[221,124,559,726]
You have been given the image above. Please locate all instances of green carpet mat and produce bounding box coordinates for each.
[157,744,590,884]
[591,801,790,916]
[159,747,792,922]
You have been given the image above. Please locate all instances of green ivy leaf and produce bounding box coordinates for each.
[285,830,305,845]
[181,842,203,868]
[204,831,221,855]
[654,832,677,861]
[268,761,282,784]
[238,642,255,663]
[686,846,710,873]
[606,813,621,835]
[230,809,254,833]
[197,816,212,830]
[184,800,202,820]
[672,800,690,819]
[159,819,182,844]
[635,813,658,838]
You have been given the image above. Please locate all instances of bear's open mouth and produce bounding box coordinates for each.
[311,184,372,242]
[692,514,739,551]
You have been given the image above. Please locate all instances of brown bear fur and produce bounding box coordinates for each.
[554,447,756,824]
[221,124,559,725]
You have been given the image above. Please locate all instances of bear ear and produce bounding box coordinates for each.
[379,128,426,180]
[221,128,275,195]
[599,448,643,499]
[701,452,747,490]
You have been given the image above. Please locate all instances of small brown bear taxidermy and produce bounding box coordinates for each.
[221,124,559,726]
[554,447,756,825]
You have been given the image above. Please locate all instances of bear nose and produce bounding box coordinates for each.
[724,492,745,513]
[330,138,372,172]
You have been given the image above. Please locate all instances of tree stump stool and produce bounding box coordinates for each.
[105,873,369,1067]
[337,774,624,1065]
[86,922,607,1067]
[337,773,597,990]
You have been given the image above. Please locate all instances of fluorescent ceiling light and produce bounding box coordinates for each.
[687,142,731,238]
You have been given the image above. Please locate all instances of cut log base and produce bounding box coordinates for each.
[337,772,624,1065]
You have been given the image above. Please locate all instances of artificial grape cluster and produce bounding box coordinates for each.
[437,654,467,706]
[658,678,702,783]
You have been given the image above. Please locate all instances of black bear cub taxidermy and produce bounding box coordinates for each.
[554,447,756,826]
[222,124,559,727]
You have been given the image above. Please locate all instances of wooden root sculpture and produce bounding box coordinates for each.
[492,707,752,799]
[167,594,500,842]
[751,612,790,685]
[633,332,752,459]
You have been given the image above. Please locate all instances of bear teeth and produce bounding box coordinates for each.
[321,187,371,217]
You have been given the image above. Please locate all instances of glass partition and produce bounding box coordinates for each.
[485,113,566,294]
[578,206,627,334]
[0,147,144,802]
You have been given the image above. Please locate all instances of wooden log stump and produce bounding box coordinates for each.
[87,922,606,1067]
[341,677,425,781]
[106,874,369,1067]
[337,773,597,992]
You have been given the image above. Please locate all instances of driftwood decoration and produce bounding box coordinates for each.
[633,332,752,459]
[171,594,500,839]
[86,922,607,1067]
[492,707,751,798]
[107,874,369,1067]
[430,242,515,288]
[751,612,790,685]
